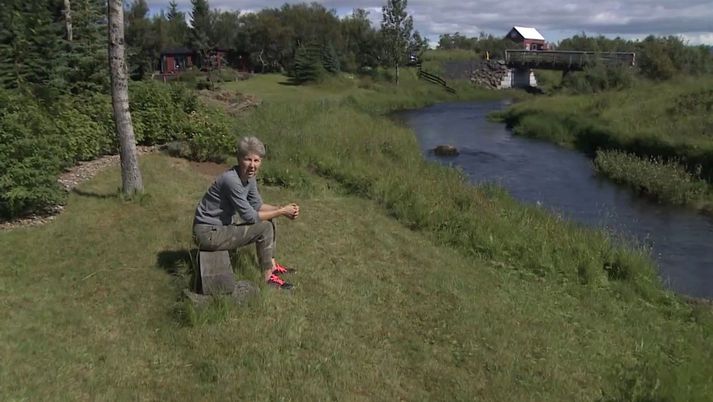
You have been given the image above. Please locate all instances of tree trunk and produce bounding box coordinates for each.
[108,0,144,195]
[395,62,400,85]
[63,0,72,41]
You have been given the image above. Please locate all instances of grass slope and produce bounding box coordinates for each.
[1,155,711,401]
[1,74,712,401]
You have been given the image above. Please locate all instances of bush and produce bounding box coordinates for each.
[53,96,115,162]
[130,81,193,145]
[183,106,235,162]
[561,63,634,93]
[0,90,66,218]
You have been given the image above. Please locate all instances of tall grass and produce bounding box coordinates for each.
[595,150,708,205]
[243,101,661,300]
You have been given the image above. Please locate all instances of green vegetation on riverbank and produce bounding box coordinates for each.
[2,73,713,400]
[493,76,713,210]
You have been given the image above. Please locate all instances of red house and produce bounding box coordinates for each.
[159,48,229,74]
[160,48,194,74]
[506,26,547,50]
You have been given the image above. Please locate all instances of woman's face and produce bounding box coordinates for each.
[238,153,262,179]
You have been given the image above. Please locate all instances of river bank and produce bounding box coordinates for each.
[398,100,713,299]
[492,76,713,212]
[1,72,712,400]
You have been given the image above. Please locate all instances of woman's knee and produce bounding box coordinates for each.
[256,221,274,238]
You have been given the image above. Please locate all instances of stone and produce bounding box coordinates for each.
[198,250,236,295]
[433,144,460,157]
[183,280,260,309]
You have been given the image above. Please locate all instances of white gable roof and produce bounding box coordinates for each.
[513,26,545,41]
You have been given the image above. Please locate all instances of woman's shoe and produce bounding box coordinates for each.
[266,274,294,290]
[272,261,296,275]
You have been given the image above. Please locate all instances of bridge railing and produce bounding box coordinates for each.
[505,50,636,70]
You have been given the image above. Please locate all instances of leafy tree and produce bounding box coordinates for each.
[209,10,240,50]
[437,32,476,50]
[340,8,379,71]
[380,0,413,84]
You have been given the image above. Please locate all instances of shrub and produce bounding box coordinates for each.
[183,107,235,162]
[130,81,191,145]
[53,96,115,162]
[0,90,66,218]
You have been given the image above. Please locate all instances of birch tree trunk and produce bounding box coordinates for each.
[63,0,72,41]
[108,0,143,195]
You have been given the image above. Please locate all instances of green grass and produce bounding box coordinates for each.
[2,73,713,400]
[1,155,712,401]
[221,69,502,113]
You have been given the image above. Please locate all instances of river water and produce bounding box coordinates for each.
[398,100,713,299]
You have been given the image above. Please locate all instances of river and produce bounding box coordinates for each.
[398,100,713,299]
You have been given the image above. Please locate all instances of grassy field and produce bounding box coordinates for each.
[1,73,713,401]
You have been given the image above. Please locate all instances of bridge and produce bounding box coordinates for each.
[505,50,636,71]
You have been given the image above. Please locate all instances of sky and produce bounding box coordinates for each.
[147,0,713,46]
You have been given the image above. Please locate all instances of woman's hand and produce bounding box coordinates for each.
[281,203,300,220]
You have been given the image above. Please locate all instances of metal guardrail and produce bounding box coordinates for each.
[417,67,456,93]
[504,50,636,70]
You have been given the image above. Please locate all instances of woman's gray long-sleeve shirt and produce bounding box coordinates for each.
[193,167,263,226]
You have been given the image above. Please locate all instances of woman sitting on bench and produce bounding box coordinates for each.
[193,136,300,289]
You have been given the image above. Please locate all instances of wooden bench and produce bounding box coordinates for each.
[197,250,236,295]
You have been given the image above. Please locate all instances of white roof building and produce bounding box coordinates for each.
[511,26,545,41]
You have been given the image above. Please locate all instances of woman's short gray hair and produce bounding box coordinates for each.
[236,136,266,160]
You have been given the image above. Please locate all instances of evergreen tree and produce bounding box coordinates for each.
[125,0,156,78]
[322,42,340,73]
[164,1,189,49]
[0,0,67,95]
[190,0,212,67]
[290,44,323,84]
[66,0,108,93]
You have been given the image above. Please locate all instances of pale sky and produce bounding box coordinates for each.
[147,0,713,46]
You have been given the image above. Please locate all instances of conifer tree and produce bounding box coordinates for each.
[0,0,67,95]
[291,44,323,84]
[66,0,108,93]
[322,43,340,74]
[190,0,212,67]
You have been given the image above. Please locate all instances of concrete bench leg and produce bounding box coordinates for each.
[198,250,236,295]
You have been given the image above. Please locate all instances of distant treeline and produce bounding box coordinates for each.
[1,0,435,88]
